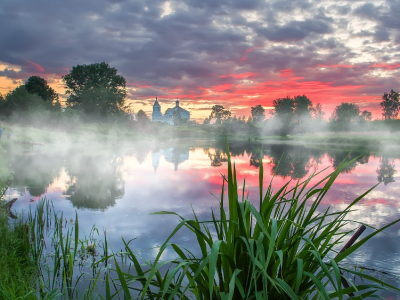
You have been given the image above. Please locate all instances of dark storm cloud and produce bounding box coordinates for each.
[0,0,399,103]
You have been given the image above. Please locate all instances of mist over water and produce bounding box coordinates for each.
[4,140,400,297]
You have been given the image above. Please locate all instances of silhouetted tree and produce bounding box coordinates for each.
[210,105,231,124]
[25,76,59,104]
[251,105,265,123]
[271,97,296,135]
[136,110,150,124]
[330,103,361,123]
[63,62,126,118]
[312,103,325,120]
[203,116,211,124]
[294,95,313,123]
[0,86,53,117]
[380,90,400,120]
[329,102,371,131]
[272,97,295,121]
[361,110,372,121]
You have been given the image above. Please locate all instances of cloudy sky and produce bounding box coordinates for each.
[1,0,399,120]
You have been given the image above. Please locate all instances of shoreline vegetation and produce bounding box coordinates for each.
[1,142,400,299]
[1,65,399,150]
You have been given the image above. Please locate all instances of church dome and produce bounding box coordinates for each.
[154,98,160,106]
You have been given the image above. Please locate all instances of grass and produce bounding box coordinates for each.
[1,141,400,299]
[0,177,39,299]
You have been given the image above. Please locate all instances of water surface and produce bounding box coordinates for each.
[5,141,400,297]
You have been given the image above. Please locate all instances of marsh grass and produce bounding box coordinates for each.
[108,143,400,299]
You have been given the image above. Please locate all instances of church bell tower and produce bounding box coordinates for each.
[152,97,162,121]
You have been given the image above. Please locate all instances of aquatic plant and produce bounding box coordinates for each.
[110,143,400,299]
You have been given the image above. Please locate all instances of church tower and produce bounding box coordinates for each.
[152,98,162,121]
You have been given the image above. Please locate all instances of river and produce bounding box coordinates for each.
[4,140,400,298]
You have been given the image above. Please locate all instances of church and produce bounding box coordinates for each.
[152,98,190,125]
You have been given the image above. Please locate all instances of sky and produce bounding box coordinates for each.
[0,0,399,121]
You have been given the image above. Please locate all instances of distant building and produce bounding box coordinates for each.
[152,98,190,125]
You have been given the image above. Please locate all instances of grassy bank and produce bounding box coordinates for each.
[0,152,39,299]
[0,206,39,299]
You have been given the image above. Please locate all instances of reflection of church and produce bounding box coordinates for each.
[152,147,189,171]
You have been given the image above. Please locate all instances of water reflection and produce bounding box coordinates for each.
[328,150,370,174]
[153,147,189,171]
[203,148,228,167]
[377,157,397,185]
[10,151,63,197]
[64,155,124,210]
[6,141,400,296]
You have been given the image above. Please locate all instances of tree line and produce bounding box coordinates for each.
[201,90,400,134]
[0,61,399,132]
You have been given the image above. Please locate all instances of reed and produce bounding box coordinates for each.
[109,142,400,299]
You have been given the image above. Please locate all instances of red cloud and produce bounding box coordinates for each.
[25,60,44,72]
[370,63,400,70]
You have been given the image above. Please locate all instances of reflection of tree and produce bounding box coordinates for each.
[328,151,370,174]
[206,142,324,179]
[65,155,124,211]
[250,153,261,168]
[268,145,323,180]
[377,157,397,185]
[10,153,63,197]
[205,148,228,167]
[135,147,150,164]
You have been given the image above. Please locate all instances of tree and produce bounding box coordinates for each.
[293,95,313,123]
[1,85,48,116]
[136,110,149,124]
[210,105,231,124]
[62,62,126,117]
[380,90,400,120]
[361,110,372,121]
[203,116,211,124]
[251,105,265,123]
[271,97,296,123]
[312,103,325,120]
[330,102,361,123]
[0,93,4,112]
[25,76,59,104]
